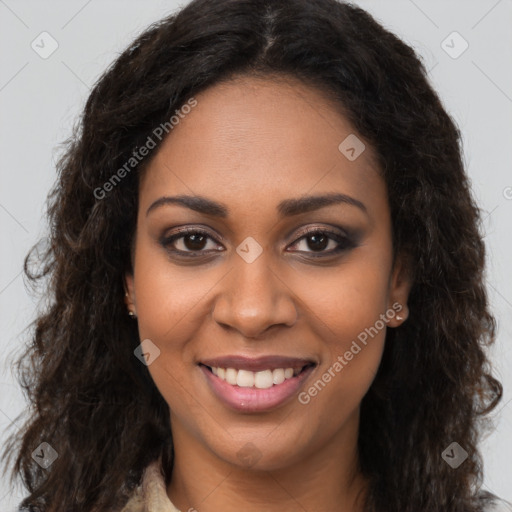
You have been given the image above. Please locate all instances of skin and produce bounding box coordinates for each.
[125,74,412,512]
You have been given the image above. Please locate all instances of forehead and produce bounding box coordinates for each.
[140,75,387,223]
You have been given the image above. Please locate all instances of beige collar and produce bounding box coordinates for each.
[120,456,181,512]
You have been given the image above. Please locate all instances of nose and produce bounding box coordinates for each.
[212,256,298,338]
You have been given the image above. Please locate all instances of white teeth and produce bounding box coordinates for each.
[236,369,254,388]
[225,368,238,385]
[254,370,273,389]
[209,366,303,388]
[272,368,285,385]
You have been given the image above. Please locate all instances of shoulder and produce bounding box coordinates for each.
[120,456,181,512]
[119,485,146,512]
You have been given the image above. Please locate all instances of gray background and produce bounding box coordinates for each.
[1,0,511,509]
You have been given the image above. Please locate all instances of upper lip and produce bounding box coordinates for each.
[200,355,316,372]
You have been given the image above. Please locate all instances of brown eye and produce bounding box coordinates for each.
[180,232,208,251]
[288,228,357,257]
[303,232,330,252]
[160,228,222,256]
[160,226,358,260]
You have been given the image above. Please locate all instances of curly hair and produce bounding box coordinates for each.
[1,0,503,511]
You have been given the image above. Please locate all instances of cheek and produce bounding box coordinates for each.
[132,237,209,345]
[298,334,385,439]
[132,255,202,423]
[299,251,391,408]
[307,249,392,342]
[131,241,204,401]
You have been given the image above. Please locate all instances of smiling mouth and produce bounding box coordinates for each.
[198,361,317,413]
[199,362,315,389]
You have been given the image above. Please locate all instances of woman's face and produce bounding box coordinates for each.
[125,75,411,471]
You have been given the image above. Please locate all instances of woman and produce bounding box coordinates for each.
[2,0,509,510]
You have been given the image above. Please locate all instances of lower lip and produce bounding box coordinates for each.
[199,364,316,413]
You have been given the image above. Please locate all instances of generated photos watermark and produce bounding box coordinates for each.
[298,302,403,405]
[93,97,197,200]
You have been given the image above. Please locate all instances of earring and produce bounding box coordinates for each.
[396,315,403,321]
[125,292,137,318]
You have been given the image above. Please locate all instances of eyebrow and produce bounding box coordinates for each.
[146,192,368,218]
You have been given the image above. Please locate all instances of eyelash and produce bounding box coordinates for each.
[159,226,357,259]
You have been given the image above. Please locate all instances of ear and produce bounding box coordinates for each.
[124,272,136,316]
[387,251,413,328]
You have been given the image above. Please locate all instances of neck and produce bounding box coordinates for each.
[166,411,368,512]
